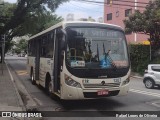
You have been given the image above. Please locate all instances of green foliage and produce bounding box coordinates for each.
[0,3,16,30]
[124,0,160,68]
[14,48,21,54]
[150,57,160,64]
[124,0,160,42]
[129,44,150,74]
[14,39,27,54]
[0,0,68,54]
[0,0,68,36]
[5,41,16,53]
[13,12,63,36]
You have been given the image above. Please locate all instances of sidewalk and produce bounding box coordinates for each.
[0,63,24,112]
[130,72,143,79]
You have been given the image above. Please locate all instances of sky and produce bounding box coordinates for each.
[4,0,104,21]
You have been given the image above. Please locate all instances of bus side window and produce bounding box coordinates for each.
[46,33,54,58]
[41,47,46,57]
[40,36,48,57]
[28,41,31,56]
[29,40,36,56]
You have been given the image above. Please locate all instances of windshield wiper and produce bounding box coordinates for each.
[102,43,117,70]
[105,51,117,70]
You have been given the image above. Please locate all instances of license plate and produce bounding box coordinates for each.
[97,90,109,96]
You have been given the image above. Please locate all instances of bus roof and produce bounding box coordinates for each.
[29,21,123,41]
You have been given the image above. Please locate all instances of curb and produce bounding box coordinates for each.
[5,61,37,108]
[130,75,143,79]
[4,60,43,120]
[5,62,26,112]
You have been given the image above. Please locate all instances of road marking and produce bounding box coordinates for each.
[5,62,14,82]
[16,70,28,75]
[152,102,160,108]
[130,89,160,98]
[17,60,27,63]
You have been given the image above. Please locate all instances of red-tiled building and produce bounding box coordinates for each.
[104,0,150,44]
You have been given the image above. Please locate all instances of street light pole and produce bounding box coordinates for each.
[0,0,5,74]
[1,34,5,75]
[150,43,151,61]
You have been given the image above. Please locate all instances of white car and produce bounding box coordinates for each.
[143,64,160,89]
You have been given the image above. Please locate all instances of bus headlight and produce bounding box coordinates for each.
[122,77,130,86]
[65,74,82,88]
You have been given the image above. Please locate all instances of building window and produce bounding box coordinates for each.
[107,13,112,21]
[125,9,132,17]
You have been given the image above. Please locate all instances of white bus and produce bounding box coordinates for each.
[27,21,130,100]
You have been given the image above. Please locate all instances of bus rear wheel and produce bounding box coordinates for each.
[31,71,36,85]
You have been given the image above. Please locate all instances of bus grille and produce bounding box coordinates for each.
[83,83,120,88]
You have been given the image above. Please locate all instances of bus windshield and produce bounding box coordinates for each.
[66,27,129,69]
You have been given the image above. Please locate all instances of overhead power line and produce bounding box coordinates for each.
[112,0,149,5]
[72,0,149,8]
[72,0,144,12]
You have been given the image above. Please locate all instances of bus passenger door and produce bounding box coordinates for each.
[53,29,64,92]
[35,39,40,80]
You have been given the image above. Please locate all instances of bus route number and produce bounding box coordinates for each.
[113,78,121,83]
[83,79,89,84]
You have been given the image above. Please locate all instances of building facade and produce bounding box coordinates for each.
[104,0,150,43]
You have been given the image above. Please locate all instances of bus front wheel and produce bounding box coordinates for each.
[31,70,36,85]
[46,75,57,100]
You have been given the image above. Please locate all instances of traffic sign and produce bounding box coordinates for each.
[143,40,150,45]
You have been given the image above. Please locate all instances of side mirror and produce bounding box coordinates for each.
[61,36,65,50]
[57,29,66,36]
[61,29,67,50]
[57,29,66,50]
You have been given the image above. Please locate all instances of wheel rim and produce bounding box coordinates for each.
[145,80,152,88]
[49,81,53,93]
[31,73,34,82]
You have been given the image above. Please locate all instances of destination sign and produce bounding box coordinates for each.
[70,28,122,38]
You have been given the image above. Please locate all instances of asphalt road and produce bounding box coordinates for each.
[5,56,160,120]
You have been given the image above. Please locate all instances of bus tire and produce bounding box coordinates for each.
[45,74,57,100]
[31,69,36,85]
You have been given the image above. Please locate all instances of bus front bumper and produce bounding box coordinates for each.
[61,83,129,100]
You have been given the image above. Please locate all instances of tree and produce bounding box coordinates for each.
[0,0,68,36]
[124,0,160,43]
[12,12,63,36]
[0,0,68,60]
[13,39,27,54]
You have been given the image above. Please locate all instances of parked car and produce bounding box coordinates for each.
[18,53,26,57]
[18,54,21,57]
[143,64,160,89]
[21,53,25,57]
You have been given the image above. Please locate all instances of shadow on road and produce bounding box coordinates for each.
[35,83,124,111]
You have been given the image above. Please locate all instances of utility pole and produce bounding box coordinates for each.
[1,34,5,75]
[0,0,5,74]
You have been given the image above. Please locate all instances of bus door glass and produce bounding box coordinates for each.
[54,28,64,91]
[35,39,40,80]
